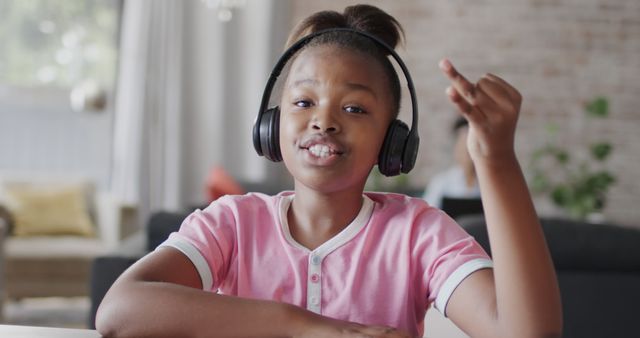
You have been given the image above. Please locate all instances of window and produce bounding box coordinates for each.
[0,0,122,189]
[0,0,121,90]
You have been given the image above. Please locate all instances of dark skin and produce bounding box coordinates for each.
[96,46,412,338]
[440,58,562,337]
[279,46,393,252]
[95,46,562,338]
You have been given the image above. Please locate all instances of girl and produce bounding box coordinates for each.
[96,4,562,338]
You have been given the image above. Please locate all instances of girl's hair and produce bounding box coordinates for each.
[285,4,405,117]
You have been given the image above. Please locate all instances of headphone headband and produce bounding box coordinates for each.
[258,28,418,137]
[254,27,420,175]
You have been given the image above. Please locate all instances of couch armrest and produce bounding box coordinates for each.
[109,231,147,257]
[94,192,125,251]
[94,193,139,251]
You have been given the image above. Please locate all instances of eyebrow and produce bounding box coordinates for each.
[289,78,378,98]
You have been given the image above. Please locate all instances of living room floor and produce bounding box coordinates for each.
[3,297,90,329]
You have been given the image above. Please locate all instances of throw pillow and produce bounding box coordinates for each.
[5,184,95,237]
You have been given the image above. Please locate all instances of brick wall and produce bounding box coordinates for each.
[288,0,640,227]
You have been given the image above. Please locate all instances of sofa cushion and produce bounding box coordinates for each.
[4,183,95,237]
[558,271,640,338]
[458,215,640,271]
[540,217,640,271]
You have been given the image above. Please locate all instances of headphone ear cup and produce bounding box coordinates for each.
[256,107,282,162]
[378,119,409,177]
[253,113,265,156]
[401,131,419,174]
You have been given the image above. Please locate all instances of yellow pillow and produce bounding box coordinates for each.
[6,185,95,237]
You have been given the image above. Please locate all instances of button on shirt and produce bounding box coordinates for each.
[159,192,492,337]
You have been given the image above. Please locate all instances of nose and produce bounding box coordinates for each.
[310,106,340,133]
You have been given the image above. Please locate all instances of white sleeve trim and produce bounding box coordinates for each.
[157,237,214,291]
[434,258,493,317]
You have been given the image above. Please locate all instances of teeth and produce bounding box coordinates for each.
[309,144,332,158]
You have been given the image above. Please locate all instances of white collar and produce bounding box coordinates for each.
[278,194,374,257]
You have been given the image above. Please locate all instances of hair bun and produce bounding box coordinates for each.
[343,4,404,49]
[286,4,404,50]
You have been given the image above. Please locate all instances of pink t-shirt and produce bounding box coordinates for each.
[159,191,492,337]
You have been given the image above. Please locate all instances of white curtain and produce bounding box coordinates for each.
[110,0,294,231]
[111,0,184,227]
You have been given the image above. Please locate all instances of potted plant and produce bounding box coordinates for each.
[529,97,616,221]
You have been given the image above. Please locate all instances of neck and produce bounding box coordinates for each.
[288,183,364,250]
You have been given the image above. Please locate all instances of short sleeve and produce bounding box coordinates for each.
[157,199,237,291]
[414,209,492,316]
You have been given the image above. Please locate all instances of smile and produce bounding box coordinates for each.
[308,144,337,158]
[298,135,345,164]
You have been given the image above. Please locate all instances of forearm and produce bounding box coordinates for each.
[475,155,562,337]
[96,280,306,338]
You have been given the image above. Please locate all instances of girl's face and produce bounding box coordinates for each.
[279,44,394,194]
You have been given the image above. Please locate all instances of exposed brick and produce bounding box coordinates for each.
[290,0,640,227]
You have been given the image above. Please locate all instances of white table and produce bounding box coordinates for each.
[0,311,467,338]
[0,324,101,338]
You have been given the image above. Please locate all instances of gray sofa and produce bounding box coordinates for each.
[458,215,640,338]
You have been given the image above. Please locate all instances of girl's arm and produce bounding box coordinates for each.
[95,247,300,337]
[96,247,412,338]
[438,59,563,338]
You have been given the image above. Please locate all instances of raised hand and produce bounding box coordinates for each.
[438,59,563,338]
[439,58,522,165]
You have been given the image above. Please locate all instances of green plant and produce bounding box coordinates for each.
[529,97,616,220]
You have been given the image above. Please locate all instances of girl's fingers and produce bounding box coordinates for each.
[446,86,487,124]
[485,73,522,108]
[439,59,476,104]
[446,86,470,112]
[476,75,515,112]
[440,59,502,117]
